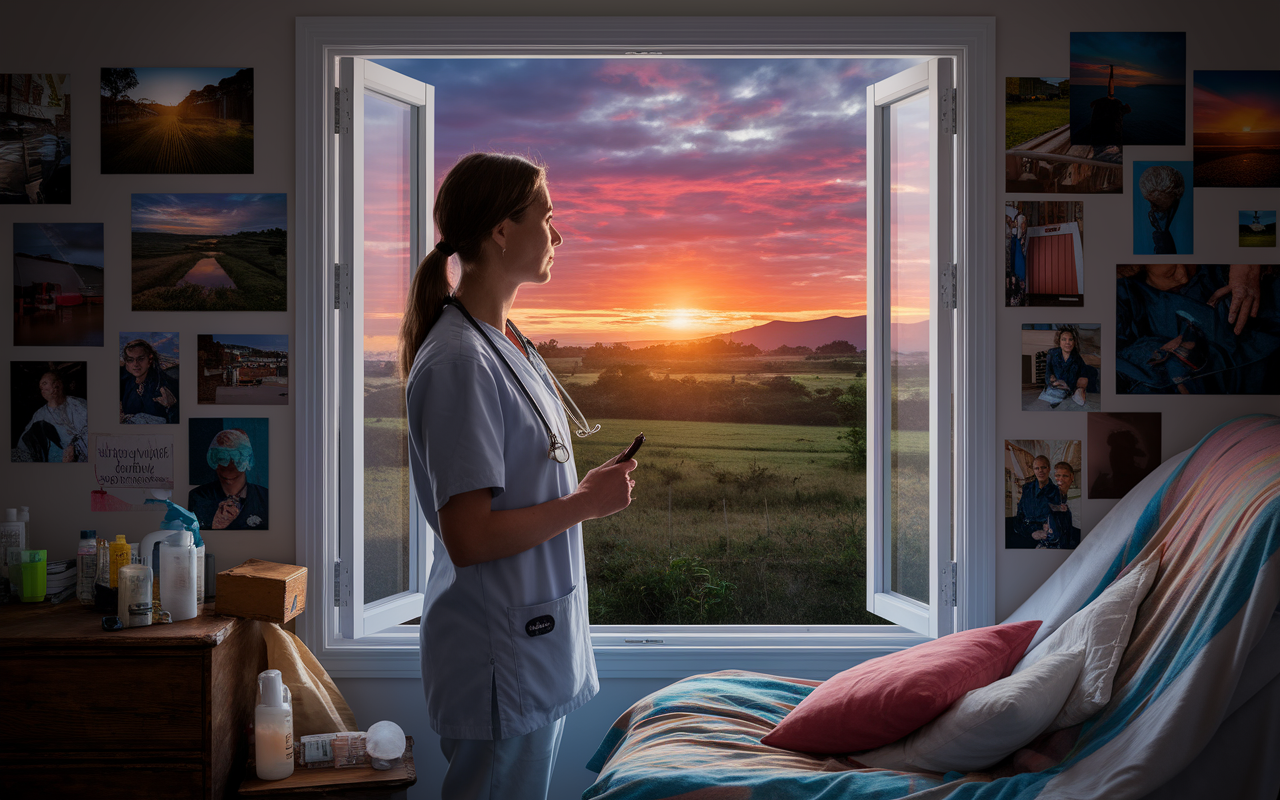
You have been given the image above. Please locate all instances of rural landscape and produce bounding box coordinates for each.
[362,317,931,625]
[101,67,252,174]
[132,229,287,311]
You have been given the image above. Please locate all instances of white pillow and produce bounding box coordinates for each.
[854,649,1085,773]
[1013,554,1159,731]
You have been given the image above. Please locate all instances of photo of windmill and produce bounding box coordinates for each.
[100,67,252,174]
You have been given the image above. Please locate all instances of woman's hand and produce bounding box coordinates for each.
[154,386,177,408]
[1208,264,1261,335]
[572,450,637,521]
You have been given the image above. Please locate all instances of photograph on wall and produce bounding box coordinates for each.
[1021,323,1102,411]
[13,223,104,346]
[1005,201,1085,307]
[131,193,287,311]
[1116,265,1280,394]
[0,74,71,204]
[100,68,252,174]
[197,334,289,405]
[1005,76,1122,194]
[119,332,180,424]
[1005,439,1084,550]
[1069,32,1186,147]
[10,361,88,463]
[1134,161,1194,256]
[1240,211,1277,248]
[1087,412,1162,500]
[1193,70,1280,188]
[188,417,268,531]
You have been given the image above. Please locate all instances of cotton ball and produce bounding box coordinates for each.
[365,720,406,769]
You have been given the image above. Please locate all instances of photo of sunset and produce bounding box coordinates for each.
[1194,70,1280,187]
[101,67,252,174]
[1069,32,1186,147]
[131,193,286,311]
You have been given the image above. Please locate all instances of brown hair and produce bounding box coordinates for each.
[1054,326,1079,350]
[1053,461,1074,476]
[397,153,547,381]
[121,338,160,370]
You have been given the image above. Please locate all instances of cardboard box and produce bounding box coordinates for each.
[216,559,307,624]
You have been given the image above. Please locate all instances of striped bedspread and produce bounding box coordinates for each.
[584,415,1280,800]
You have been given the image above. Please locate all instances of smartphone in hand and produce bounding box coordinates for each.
[616,433,645,464]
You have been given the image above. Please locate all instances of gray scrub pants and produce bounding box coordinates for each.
[439,682,567,800]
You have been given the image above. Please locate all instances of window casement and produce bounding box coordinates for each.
[295,16,996,679]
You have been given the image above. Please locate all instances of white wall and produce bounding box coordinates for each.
[5,1,1278,797]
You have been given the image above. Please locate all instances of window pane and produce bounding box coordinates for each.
[887,93,931,603]
[363,91,412,604]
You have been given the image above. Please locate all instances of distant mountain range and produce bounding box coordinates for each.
[721,315,931,353]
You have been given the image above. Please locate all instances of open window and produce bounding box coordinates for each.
[865,58,956,638]
[335,58,434,637]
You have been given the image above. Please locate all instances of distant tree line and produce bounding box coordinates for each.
[535,338,859,363]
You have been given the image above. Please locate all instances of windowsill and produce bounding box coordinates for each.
[318,625,929,680]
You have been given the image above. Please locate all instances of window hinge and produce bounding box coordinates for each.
[940,88,956,135]
[334,86,352,135]
[334,559,343,608]
[940,262,957,310]
[334,262,350,310]
[945,561,957,607]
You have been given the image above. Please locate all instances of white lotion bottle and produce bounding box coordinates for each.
[159,530,198,621]
[255,669,294,780]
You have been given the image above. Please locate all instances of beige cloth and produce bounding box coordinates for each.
[262,622,358,736]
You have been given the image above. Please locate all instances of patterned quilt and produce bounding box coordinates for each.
[585,415,1280,799]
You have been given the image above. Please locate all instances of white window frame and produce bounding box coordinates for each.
[295,16,996,679]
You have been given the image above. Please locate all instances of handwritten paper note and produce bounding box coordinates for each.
[89,434,175,510]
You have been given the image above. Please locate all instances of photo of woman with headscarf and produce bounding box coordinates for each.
[1116,264,1280,394]
[1021,323,1103,410]
[119,333,179,423]
[10,361,88,463]
[187,419,269,530]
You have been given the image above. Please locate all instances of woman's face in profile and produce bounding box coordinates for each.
[124,346,152,379]
[39,373,65,405]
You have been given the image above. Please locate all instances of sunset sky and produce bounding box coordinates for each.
[1069,32,1186,88]
[1194,70,1280,134]
[363,57,929,351]
[131,194,287,235]
[105,67,245,106]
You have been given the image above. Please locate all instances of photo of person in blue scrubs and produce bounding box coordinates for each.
[1116,264,1280,394]
[398,153,639,800]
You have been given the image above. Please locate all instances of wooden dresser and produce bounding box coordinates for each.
[0,601,266,799]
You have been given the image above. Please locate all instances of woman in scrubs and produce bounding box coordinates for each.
[398,153,638,800]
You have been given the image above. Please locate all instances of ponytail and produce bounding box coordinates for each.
[397,152,547,382]
[397,249,452,381]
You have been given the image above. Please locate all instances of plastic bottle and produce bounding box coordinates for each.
[76,531,97,605]
[0,508,27,587]
[17,506,29,543]
[117,558,154,627]
[108,535,131,589]
[159,530,198,622]
[144,498,205,611]
[255,669,295,780]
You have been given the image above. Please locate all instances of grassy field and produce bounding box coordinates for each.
[361,415,929,625]
[1239,226,1277,248]
[1006,97,1070,150]
[132,231,287,311]
[102,116,253,174]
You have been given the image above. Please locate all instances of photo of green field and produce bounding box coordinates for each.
[132,193,287,311]
[101,67,252,174]
[361,349,930,625]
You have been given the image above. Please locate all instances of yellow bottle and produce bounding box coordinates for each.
[108,535,131,589]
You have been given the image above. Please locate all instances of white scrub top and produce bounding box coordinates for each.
[406,304,598,740]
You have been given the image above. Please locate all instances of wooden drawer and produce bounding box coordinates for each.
[0,651,205,754]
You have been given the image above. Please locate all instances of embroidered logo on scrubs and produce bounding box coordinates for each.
[525,615,555,637]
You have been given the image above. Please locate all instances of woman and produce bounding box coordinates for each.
[1013,455,1063,548]
[187,429,268,530]
[16,369,88,462]
[1043,326,1099,407]
[119,338,179,423]
[399,153,637,800]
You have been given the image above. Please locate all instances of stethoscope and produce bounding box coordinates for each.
[444,295,597,463]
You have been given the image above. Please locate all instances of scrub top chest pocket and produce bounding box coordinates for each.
[506,584,592,717]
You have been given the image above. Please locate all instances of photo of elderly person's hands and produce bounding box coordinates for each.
[1208,264,1262,335]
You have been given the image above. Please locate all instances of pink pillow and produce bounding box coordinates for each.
[760,620,1042,754]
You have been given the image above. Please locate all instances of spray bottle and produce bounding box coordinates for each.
[143,498,204,616]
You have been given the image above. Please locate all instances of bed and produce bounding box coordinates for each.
[585,414,1280,800]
